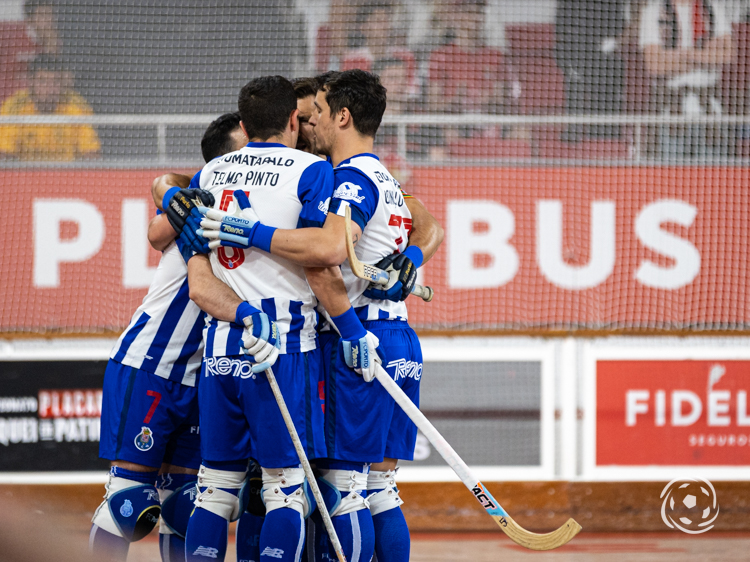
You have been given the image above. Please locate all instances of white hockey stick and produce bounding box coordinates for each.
[372,364,581,551]
[344,205,434,302]
[263,366,347,562]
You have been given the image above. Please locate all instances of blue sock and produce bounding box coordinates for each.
[185,508,230,562]
[260,502,305,562]
[330,507,375,562]
[372,507,410,562]
[236,512,264,561]
[160,532,187,562]
[89,525,130,562]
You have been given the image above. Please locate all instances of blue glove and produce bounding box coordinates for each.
[330,307,386,382]
[363,246,423,302]
[197,190,276,252]
[236,302,281,373]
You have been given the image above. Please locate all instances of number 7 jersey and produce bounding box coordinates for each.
[329,153,412,321]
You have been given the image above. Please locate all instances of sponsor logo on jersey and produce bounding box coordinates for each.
[333,182,365,203]
[204,357,257,380]
[318,197,331,215]
[120,499,134,517]
[260,547,285,559]
[134,426,155,451]
[386,359,423,381]
[192,546,219,558]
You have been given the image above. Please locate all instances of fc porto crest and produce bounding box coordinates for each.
[134,426,154,451]
[120,499,134,517]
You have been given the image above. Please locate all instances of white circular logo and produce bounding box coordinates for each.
[660,478,719,534]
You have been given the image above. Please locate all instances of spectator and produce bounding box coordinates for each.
[341,1,418,97]
[555,0,627,141]
[427,0,505,114]
[0,54,100,161]
[639,0,735,158]
[0,0,62,102]
[373,57,413,187]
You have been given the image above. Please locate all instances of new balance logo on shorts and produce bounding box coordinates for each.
[192,546,219,558]
[261,547,285,558]
[204,357,257,379]
[387,359,423,381]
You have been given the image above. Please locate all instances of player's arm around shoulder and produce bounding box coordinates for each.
[146,172,194,251]
[404,196,444,265]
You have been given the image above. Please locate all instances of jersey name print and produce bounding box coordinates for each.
[192,142,333,356]
[330,153,412,322]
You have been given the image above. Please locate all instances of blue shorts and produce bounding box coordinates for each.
[321,320,422,463]
[99,359,201,470]
[199,351,326,468]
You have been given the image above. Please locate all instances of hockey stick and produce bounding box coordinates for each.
[263,366,347,562]
[344,205,434,302]
[372,364,581,551]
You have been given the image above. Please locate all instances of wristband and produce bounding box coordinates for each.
[403,246,424,269]
[162,186,181,212]
[330,307,366,340]
[235,301,261,325]
[251,224,277,253]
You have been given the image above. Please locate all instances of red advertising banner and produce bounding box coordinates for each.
[1,166,749,332]
[596,360,750,466]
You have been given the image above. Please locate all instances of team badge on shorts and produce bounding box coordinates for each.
[120,499,134,517]
[134,426,154,451]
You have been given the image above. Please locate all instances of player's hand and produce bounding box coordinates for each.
[363,253,418,302]
[198,190,261,250]
[236,302,280,372]
[341,331,386,383]
[165,187,215,235]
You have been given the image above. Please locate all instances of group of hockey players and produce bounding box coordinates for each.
[89,69,443,562]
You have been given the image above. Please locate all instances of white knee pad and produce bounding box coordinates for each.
[91,474,161,542]
[367,470,404,516]
[261,467,313,518]
[318,468,369,517]
[193,465,247,522]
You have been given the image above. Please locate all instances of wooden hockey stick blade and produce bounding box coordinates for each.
[343,205,434,302]
[372,364,581,551]
[264,367,347,562]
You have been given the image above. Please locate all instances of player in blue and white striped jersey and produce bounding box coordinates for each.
[183,76,382,562]
[201,71,444,562]
[90,113,250,562]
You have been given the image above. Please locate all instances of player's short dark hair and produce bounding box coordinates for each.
[323,69,386,138]
[28,53,64,74]
[238,75,297,141]
[24,0,55,18]
[201,112,242,163]
[313,71,340,91]
[292,77,318,100]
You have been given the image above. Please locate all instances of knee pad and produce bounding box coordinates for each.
[158,478,198,538]
[91,474,161,542]
[239,460,266,518]
[261,467,315,518]
[317,468,369,518]
[193,464,247,522]
[367,470,404,516]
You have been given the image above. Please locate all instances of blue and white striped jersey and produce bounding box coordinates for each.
[329,153,412,322]
[111,242,205,387]
[191,142,333,357]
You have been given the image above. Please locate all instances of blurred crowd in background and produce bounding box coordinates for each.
[2,0,750,161]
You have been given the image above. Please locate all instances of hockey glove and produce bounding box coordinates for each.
[198,190,276,252]
[330,307,386,382]
[236,302,280,372]
[164,187,215,235]
[363,246,423,302]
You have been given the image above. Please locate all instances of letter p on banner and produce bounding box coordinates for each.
[33,199,105,288]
